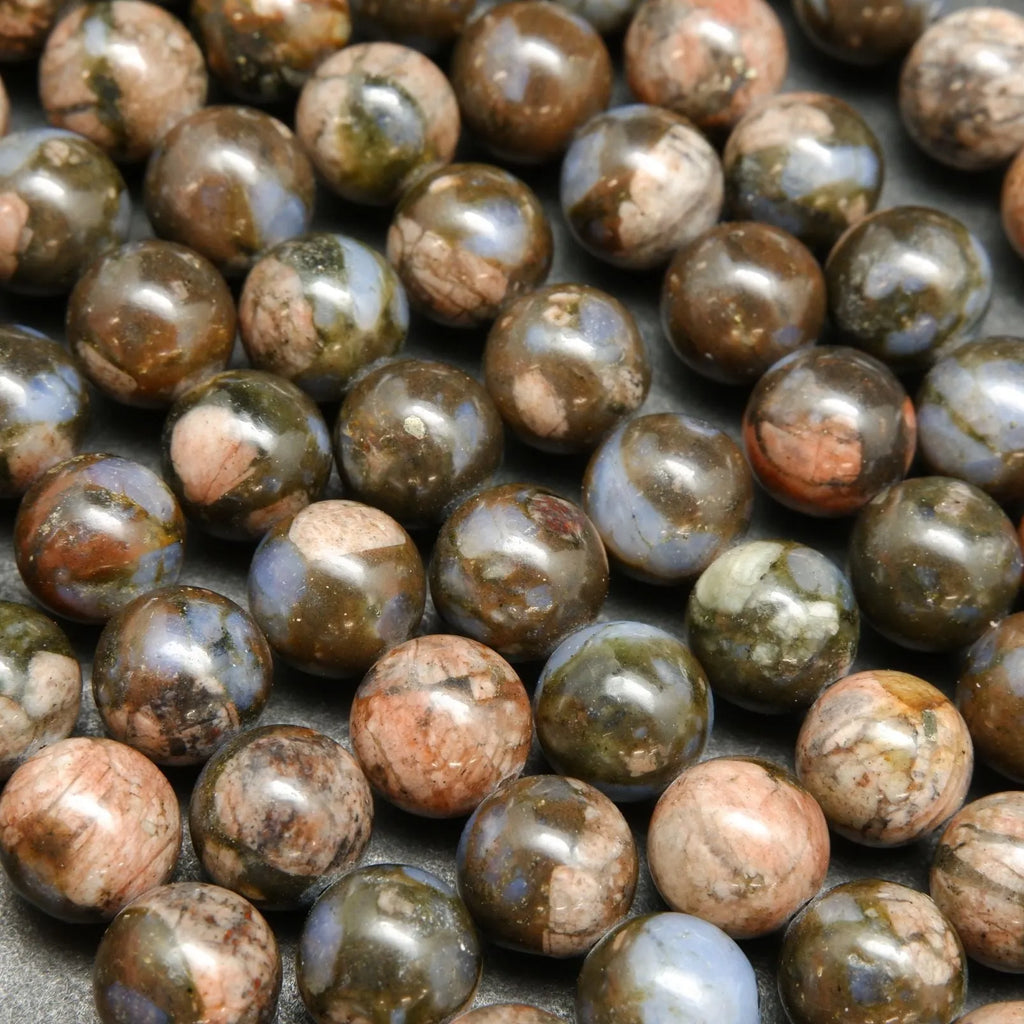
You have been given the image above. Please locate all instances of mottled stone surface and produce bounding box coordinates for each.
[0,736,180,921]
[779,880,966,1024]
[551,0,639,33]
[534,621,711,801]
[453,1006,562,1024]
[648,758,829,939]
[190,725,373,909]
[795,670,973,846]
[351,0,475,47]
[457,775,637,956]
[561,104,724,270]
[960,1005,1024,1024]
[0,0,61,59]
[794,0,940,64]
[94,882,281,1024]
[297,864,481,1024]
[1003,150,1024,258]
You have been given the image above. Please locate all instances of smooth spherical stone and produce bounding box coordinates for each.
[625,0,787,136]
[0,737,180,921]
[350,634,532,817]
[483,283,650,453]
[457,775,637,956]
[848,476,1023,651]
[161,369,332,542]
[583,412,753,585]
[686,540,859,714]
[743,346,916,517]
[661,222,825,385]
[561,104,723,270]
[826,206,993,374]
[533,621,712,801]
[249,499,425,677]
[723,92,883,254]
[39,1,207,163]
[239,234,408,404]
[779,880,967,1024]
[0,0,61,58]
[551,0,639,33]
[351,0,476,47]
[0,601,80,780]
[388,163,552,328]
[576,912,759,1024]
[0,325,89,497]
[795,670,972,846]
[190,725,373,910]
[192,0,350,103]
[297,864,481,1024]
[67,240,235,408]
[793,0,939,64]
[960,1005,1024,1024]
[94,882,281,1024]
[900,8,1024,172]
[92,586,273,767]
[1003,150,1024,258]
[14,453,186,624]
[0,129,131,295]
[429,483,608,661]
[296,43,458,207]
[648,757,829,939]
[334,358,503,528]
[144,106,315,278]
[453,1006,562,1024]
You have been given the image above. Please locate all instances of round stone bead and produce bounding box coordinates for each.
[430,483,608,662]
[66,239,235,408]
[190,724,373,910]
[350,634,532,817]
[583,412,753,585]
[551,0,639,33]
[778,880,967,1024]
[0,76,7,135]
[742,346,916,517]
[561,104,723,270]
[533,621,712,801]
[848,476,1023,651]
[161,369,332,542]
[793,0,939,64]
[648,757,829,939]
[900,7,1024,171]
[39,0,207,163]
[1003,150,1024,258]
[959,1005,1024,1024]
[14,453,186,624]
[94,882,281,1024]
[0,736,180,921]
[484,284,650,453]
[576,912,760,1024]
[723,91,884,254]
[239,233,409,403]
[297,864,481,1024]
[248,499,425,677]
[0,129,131,295]
[0,0,61,58]
[795,670,972,846]
[453,1007,562,1024]
[457,774,637,957]
[826,206,993,374]
[351,0,476,48]
[686,540,859,714]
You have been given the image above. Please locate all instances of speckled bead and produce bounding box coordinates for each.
[793,0,940,64]
[648,757,829,939]
[453,1006,562,1024]
[484,284,650,453]
[848,476,1023,651]
[959,1005,1024,1024]
[430,483,608,662]
[0,736,180,921]
[0,128,131,295]
[297,864,481,1024]
[1003,150,1024,258]
[350,634,532,817]
[583,412,753,585]
[94,882,281,1024]
[351,0,476,48]
[67,239,235,408]
[248,499,425,677]
[560,104,724,270]
[190,725,373,909]
[826,206,993,373]
[779,880,966,1024]
[723,91,883,254]
[0,0,61,59]
[900,7,1024,171]
[534,621,712,801]
[457,775,637,956]
[161,369,332,542]
[795,670,972,846]
[14,453,186,624]
[576,912,760,1024]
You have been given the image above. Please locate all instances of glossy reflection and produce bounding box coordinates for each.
[793,0,939,64]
